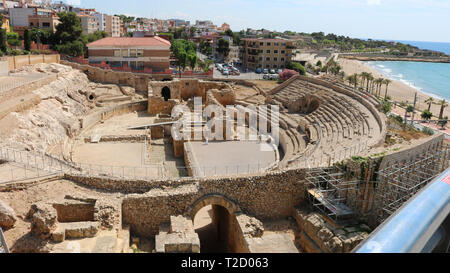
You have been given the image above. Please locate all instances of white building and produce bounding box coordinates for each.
[93,13,106,32]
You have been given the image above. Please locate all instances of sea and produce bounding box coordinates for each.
[364,40,450,101]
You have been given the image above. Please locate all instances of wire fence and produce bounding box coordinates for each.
[0,138,370,184]
[0,74,49,94]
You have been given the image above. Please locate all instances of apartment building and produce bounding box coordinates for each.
[240,38,294,70]
[28,10,59,32]
[78,14,97,34]
[92,13,106,32]
[87,36,171,71]
[105,15,120,37]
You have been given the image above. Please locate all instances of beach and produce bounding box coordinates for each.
[338,58,450,120]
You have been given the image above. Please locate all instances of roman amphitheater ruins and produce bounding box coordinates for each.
[0,59,448,253]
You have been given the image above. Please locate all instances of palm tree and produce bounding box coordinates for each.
[359,72,368,90]
[438,99,448,120]
[346,73,359,89]
[383,79,392,100]
[366,73,374,93]
[375,78,384,97]
[425,97,434,112]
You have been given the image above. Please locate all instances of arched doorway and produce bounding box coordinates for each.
[194,205,231,253]
[162,86,171,101]
[188,195,241,253]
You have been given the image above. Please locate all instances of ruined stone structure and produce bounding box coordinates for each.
[0,63,446,253]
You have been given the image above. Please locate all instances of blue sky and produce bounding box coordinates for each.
[64,0,450,43]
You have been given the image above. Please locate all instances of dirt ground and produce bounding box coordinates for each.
[0,179,123,253]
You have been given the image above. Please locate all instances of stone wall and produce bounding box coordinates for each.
[80,100,147,131]
[61,60,150,92]
[147,96,178,115]
[149,79,230,101]
[66,167,306,237]
[293,208,370,253]
[206,89,236,107]
[379,133,444,170]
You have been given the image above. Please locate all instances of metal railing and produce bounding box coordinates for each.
[0,227,9,253]
[0,144,282,183]
[354,168,450,253]
[0,74,49,94]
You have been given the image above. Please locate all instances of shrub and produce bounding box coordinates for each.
[393,115,403,124]
[287,62,306,75]
[421,110,432,121]
[10,49,22,55]
[422,127,434,135]
[381,101,392,114]
[279,69,299,81]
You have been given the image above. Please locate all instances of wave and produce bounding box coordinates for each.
[364,61,450,101]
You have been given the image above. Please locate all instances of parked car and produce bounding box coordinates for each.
[263,69,269,74]
[217,64,224,72]
[256,68,262,74]
[263,74,270,80]
[270,74,279,80]
[270,69,276,74]
[277,69,283,74]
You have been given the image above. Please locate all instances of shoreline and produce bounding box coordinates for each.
[364,61,448,102]
[339,55,450,64]
[338,58,450,119]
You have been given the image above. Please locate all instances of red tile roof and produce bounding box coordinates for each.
[87,36,171,48]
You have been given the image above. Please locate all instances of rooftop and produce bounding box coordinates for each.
[87,37,171,48]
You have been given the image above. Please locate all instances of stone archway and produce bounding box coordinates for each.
[186,194,242,253]
[162,86,171,101]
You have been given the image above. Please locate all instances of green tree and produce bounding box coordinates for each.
[188,53,198,70]
[287,62,306,75]
[425,97,434,112]
[7,32,20,47]
[438,116,449,129]
[421,110,432,121]
[0,28,7,53]
[346,73,359,89]
[383,79,392,100]
[381,101,392,114]
[224,29,233,37]
[24,28,31,51]
[438,99,448,120]
[171,39,197,74]
[217,38,230,59]
[53,12,83,45]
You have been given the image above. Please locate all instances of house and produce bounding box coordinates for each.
[1,15,11,32]
[28,10,59,32]
[87,36,171,71]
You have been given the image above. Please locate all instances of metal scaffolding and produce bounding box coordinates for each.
[375,144,450,224]
[305,166,361,221]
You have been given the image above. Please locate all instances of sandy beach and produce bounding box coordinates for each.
[338,58,450,120]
